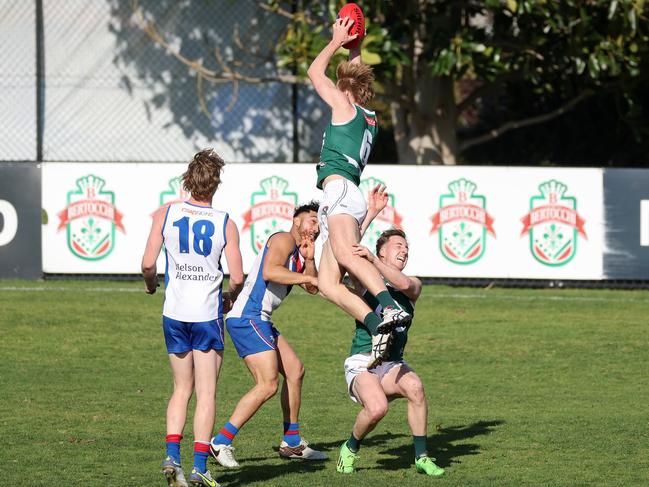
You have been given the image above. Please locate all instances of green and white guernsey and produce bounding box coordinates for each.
[316,105,379,190]
[350,285,414,362]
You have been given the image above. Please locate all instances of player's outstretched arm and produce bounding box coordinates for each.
[360,184,388,237]
[141,206,166,294]
[351,244,422,302]
[307,16,357,112]
[262,233,318,288]
[223,218,244,302]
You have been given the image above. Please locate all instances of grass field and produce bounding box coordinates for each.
[1,280,648,486]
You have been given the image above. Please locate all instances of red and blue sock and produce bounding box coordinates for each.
[283,422,301,447]
[165,434,182,463]
[213,422,239,446]
[193,441,210,474]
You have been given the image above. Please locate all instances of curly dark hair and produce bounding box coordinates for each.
[294,200,320,217]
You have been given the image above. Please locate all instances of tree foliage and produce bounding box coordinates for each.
[267,0,649,164]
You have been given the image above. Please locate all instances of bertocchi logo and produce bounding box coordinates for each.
[243,176,298,253]
[159,176,189,208]
[57,174,125,261]
[521,179,587,266]
[359,177,403,251]
[430,178,496,265]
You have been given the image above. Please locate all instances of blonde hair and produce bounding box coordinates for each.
[182,149,225,201]
[336,61,375,106]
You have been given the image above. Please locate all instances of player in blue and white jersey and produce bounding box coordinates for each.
[142,149,244,487]
[209,201,329,466]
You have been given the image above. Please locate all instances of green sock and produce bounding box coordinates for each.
[347,433,361,453]
[363,312,381,335]
[413,435,428,458]
[376,290,397,310]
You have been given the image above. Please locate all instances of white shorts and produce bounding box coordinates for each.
[343,353,407,403]
[314,178,367,269]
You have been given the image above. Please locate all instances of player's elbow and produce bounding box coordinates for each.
[393,276,412,292]
[307,65,322,83]
[261,267,276,282]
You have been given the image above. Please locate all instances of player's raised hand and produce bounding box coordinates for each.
[299,232,316,261]
[352,243,375,263]
[367,183,388,216]
[332,16,358,48]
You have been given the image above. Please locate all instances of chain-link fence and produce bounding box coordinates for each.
[0,0,328,163]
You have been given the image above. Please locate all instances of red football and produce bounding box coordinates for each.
[338,3,365,50]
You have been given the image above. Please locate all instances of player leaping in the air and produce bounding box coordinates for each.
[308,14,409,368]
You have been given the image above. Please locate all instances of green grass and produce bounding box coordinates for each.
[1,280,648,486]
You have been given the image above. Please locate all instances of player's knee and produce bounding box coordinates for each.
[318,281,334,301]
[333,248,354,270]
[173,381,194,400]
[366,401,388,423]
[407,381,426,405]
[259,377,279,400]
[287,361,305,382]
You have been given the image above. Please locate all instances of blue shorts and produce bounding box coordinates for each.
[226,317,281,358]
[162,316,225,354]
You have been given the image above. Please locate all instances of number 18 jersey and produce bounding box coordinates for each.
[316,105,378,189]
[162,202,229,322]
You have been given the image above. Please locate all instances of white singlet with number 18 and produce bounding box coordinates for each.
[162,201,229,322]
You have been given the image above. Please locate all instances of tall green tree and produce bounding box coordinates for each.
[270,0,649,164]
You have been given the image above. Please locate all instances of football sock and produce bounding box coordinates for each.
[413,435,428,458]
[193,441,210,474]
[213,422,239,446]
[363,312,381,335]
[376,291,398,311]
[283,422,301,447]
[346,433,361,453]
[165,434,182,463]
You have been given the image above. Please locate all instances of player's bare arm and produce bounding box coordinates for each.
[262,233,318,288]
[352,244,422,302]
[360,184,388,237]
[224,217,245,306]
[141,205,166,294]
[307,16,357,119]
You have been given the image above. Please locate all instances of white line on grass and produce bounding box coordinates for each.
[0,286,647,304]
[0,286,141,293]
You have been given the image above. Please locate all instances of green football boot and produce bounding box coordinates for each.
[415,456,445,476]
[336,442,359,474]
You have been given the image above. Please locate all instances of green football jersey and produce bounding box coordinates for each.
[316,105,379,189]
[350,285,415,362]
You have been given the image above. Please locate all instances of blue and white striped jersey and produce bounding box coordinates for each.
[228,234,305,322]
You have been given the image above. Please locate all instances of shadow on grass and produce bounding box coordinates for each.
[307,432,409,451]
[215,422,503,483]
[215,458,326,486]
[375,420,505,471]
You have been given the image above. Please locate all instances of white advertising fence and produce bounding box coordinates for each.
[41,163,605,279]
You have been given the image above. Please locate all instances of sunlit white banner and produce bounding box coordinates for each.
[42,163,605,279]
